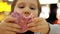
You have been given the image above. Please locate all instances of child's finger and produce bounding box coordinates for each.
[2,22,21,29]
[4,16,16,23]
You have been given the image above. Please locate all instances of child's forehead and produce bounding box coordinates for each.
[16,0,38,4]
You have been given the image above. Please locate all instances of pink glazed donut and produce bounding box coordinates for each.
[11,12,33,33]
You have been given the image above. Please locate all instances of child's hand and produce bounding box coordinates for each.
[0,16,21,34]
[0,30,16,34]
[28,17,49,34]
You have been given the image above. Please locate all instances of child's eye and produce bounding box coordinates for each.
[30,7,35,10]
[18,6,25,9]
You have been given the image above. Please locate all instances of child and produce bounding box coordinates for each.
[0,0,60,34]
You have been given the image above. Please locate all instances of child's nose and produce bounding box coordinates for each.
[24,11,31,16]
[24,12,30,14]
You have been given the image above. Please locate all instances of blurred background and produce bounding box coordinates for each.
[0,0,60,24]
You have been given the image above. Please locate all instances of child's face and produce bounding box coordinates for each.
[13,0,38,17]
